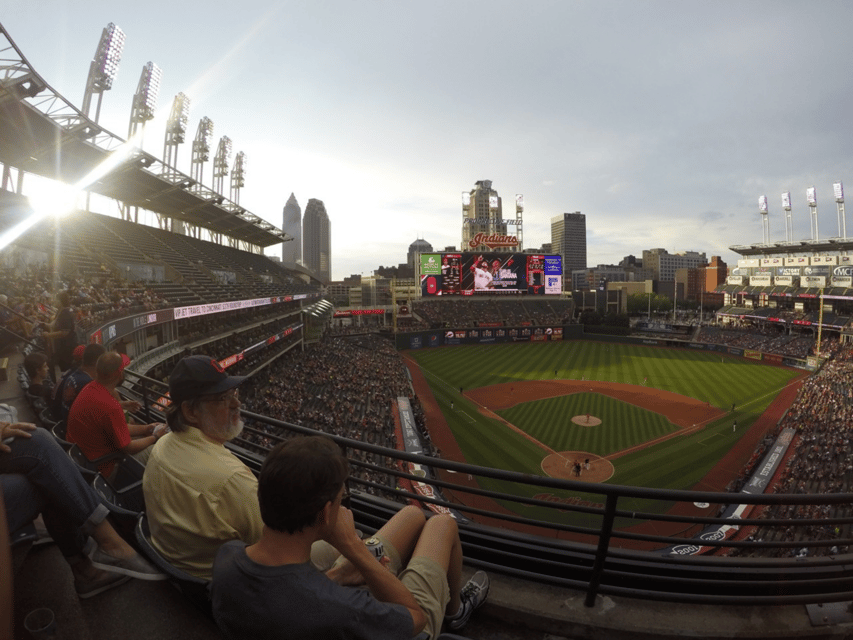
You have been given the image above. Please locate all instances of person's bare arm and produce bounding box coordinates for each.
[119,434,156,454]
[323,506,426,636]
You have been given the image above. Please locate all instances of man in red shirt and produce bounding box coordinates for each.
[67,352,165,477]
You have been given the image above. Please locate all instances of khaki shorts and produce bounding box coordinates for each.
[382,537,450,640]
[327,535,450,640]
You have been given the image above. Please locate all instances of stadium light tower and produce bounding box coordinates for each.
[81,23,125,123]
[781,192,792,242]
[807,186,819,241]
[833,181,845,239]
[128,61,161,140]
[163,93,191,178]
[230,151,246,205]
[190,117,214,185]
[758,195,769,244]
[515,194,524,251]
[212,135,232,197]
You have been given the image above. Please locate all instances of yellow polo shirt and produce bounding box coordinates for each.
[142,427,263,580]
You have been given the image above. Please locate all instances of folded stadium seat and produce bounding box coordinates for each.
[134,513,212,618]
[67,444,125,482]
[50,421,72,451]
[39,407,59,430]
[92,474,144,537]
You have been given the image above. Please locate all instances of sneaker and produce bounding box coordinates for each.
[90,548,167,581]
[75,570,132,599]
[445,570,490,631]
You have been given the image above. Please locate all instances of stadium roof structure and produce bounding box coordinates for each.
[730,238,853,256]
[0,23,286,249]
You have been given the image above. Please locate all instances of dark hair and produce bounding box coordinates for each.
[23,352,48,378]
[258,436,349,534]
[82,343,106,367]
[57,290,71,307]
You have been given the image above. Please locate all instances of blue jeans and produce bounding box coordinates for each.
[0,427,109,557]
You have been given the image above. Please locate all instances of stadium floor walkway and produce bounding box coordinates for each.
[5,347,852,640]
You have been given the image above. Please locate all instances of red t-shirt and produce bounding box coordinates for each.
[67,381,130,477]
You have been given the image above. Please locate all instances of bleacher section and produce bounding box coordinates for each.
[411,297,574,329]
[7,210,320,307]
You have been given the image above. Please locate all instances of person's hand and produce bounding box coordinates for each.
[0,422,37,453]
[121,400,141,413]
[322,506,361,554]
[153,423,169,439]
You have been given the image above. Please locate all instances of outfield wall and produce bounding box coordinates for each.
[395,325,813,371]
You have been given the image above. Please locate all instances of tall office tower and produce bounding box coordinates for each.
[551,212,587,285]
[281,193,302,265]
[303,198,331,282]
[461,180,520,253]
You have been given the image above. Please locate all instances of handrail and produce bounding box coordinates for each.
[121,371,853,607]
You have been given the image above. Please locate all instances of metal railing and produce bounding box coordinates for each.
[123,370,853,608]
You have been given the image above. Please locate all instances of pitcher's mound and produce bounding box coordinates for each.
[541,451,614,482]
[572,415,601,427]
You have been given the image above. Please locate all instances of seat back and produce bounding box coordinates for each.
[134,513,212,617]
[39,407,59,430]
[68,444,98,481]
[51,421,72,451]
[93,474,145,518]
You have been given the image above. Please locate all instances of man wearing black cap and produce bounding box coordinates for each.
[142,355,338,580]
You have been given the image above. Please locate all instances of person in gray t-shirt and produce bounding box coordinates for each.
[211,436,489,640]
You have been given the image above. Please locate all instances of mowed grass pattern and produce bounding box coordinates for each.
[408,340,801,523]
[501,393,677,456]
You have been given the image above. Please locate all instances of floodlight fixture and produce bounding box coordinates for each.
[230,151,246,205]
[213,136,232,178]
[194,117,214,159]
[834,181,846,239]
[128,61,162,137]
[163,93,191,172]
[166,93,191,141]
[231,152,246,188]
[95,23,125,90]
[758,195,768,214]
[807,186,817,207]
[190,117,214,183]
[807,186,819,241]
[82,23,125,121]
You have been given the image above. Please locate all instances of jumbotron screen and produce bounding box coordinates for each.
[420,253,562,296]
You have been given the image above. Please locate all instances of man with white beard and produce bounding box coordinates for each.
[142,356,341,581]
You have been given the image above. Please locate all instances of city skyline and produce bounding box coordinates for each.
[4,2,853,281]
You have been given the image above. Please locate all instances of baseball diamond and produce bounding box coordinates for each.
[404,340,803,532]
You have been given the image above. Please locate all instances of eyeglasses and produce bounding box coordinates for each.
[202,388,240,403]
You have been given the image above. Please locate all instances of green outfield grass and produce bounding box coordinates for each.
[408,341,801,526]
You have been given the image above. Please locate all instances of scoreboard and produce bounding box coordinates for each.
[420,252,562,296]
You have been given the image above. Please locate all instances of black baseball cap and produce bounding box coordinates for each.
[168,355,246,406]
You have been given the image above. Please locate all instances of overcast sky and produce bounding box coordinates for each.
[4,1,853,280]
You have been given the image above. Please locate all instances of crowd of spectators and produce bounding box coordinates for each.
[726,339,853,558]
[237,334,436,503]
[695,324,828,358]
[411,298,571,329]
